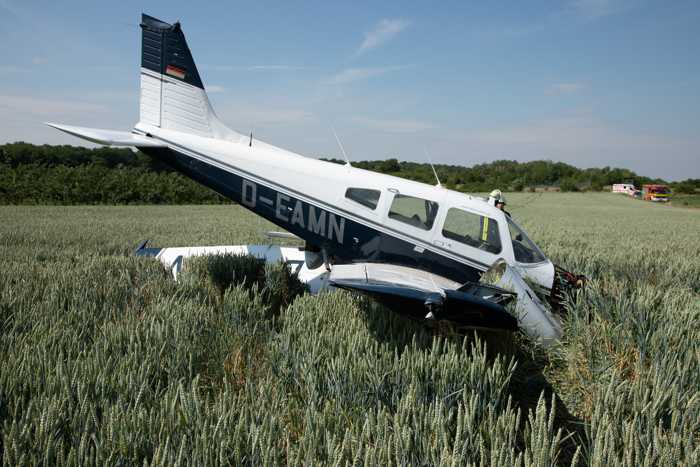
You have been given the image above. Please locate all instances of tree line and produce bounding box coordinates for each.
[1,142,697,204]
[321,158,697,193]
[0,143,227,204]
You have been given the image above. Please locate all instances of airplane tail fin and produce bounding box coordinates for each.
[138,14,239,140]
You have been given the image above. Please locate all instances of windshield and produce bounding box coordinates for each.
[506,217,546,264]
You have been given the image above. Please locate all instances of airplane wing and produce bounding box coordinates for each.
[45,123,166,147]
[329,263,518,331]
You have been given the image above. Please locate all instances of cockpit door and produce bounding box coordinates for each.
[431,206,504,267]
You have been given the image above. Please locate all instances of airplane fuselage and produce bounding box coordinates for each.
[136,128,487,284]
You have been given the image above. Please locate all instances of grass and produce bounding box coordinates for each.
[671,194,700,209]
[1,195,698,465]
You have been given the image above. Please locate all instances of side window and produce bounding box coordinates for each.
[442,208,502,254]
[345,188,380,210]
[388,194,439,231]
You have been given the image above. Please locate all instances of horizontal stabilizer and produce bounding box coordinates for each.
[45,123,165,147]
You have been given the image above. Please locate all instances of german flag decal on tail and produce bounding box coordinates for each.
[165,65,186,79]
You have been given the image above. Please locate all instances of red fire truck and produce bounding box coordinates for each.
[642,184,672,202]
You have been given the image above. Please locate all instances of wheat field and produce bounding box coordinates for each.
[1,193,698,466]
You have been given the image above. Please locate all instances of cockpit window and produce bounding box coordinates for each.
[442,208,502,254]
[388,194,439,230]
[345,188,380,210]
[506,217,546,264]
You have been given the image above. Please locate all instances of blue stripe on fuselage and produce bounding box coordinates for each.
[139,146,482,284]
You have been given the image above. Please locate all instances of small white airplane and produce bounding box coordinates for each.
[48,14,583,346]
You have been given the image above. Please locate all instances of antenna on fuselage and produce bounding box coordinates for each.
[424,148,442,187]
[332,126,351,167]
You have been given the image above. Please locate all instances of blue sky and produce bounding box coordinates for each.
[0,0,698,180]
